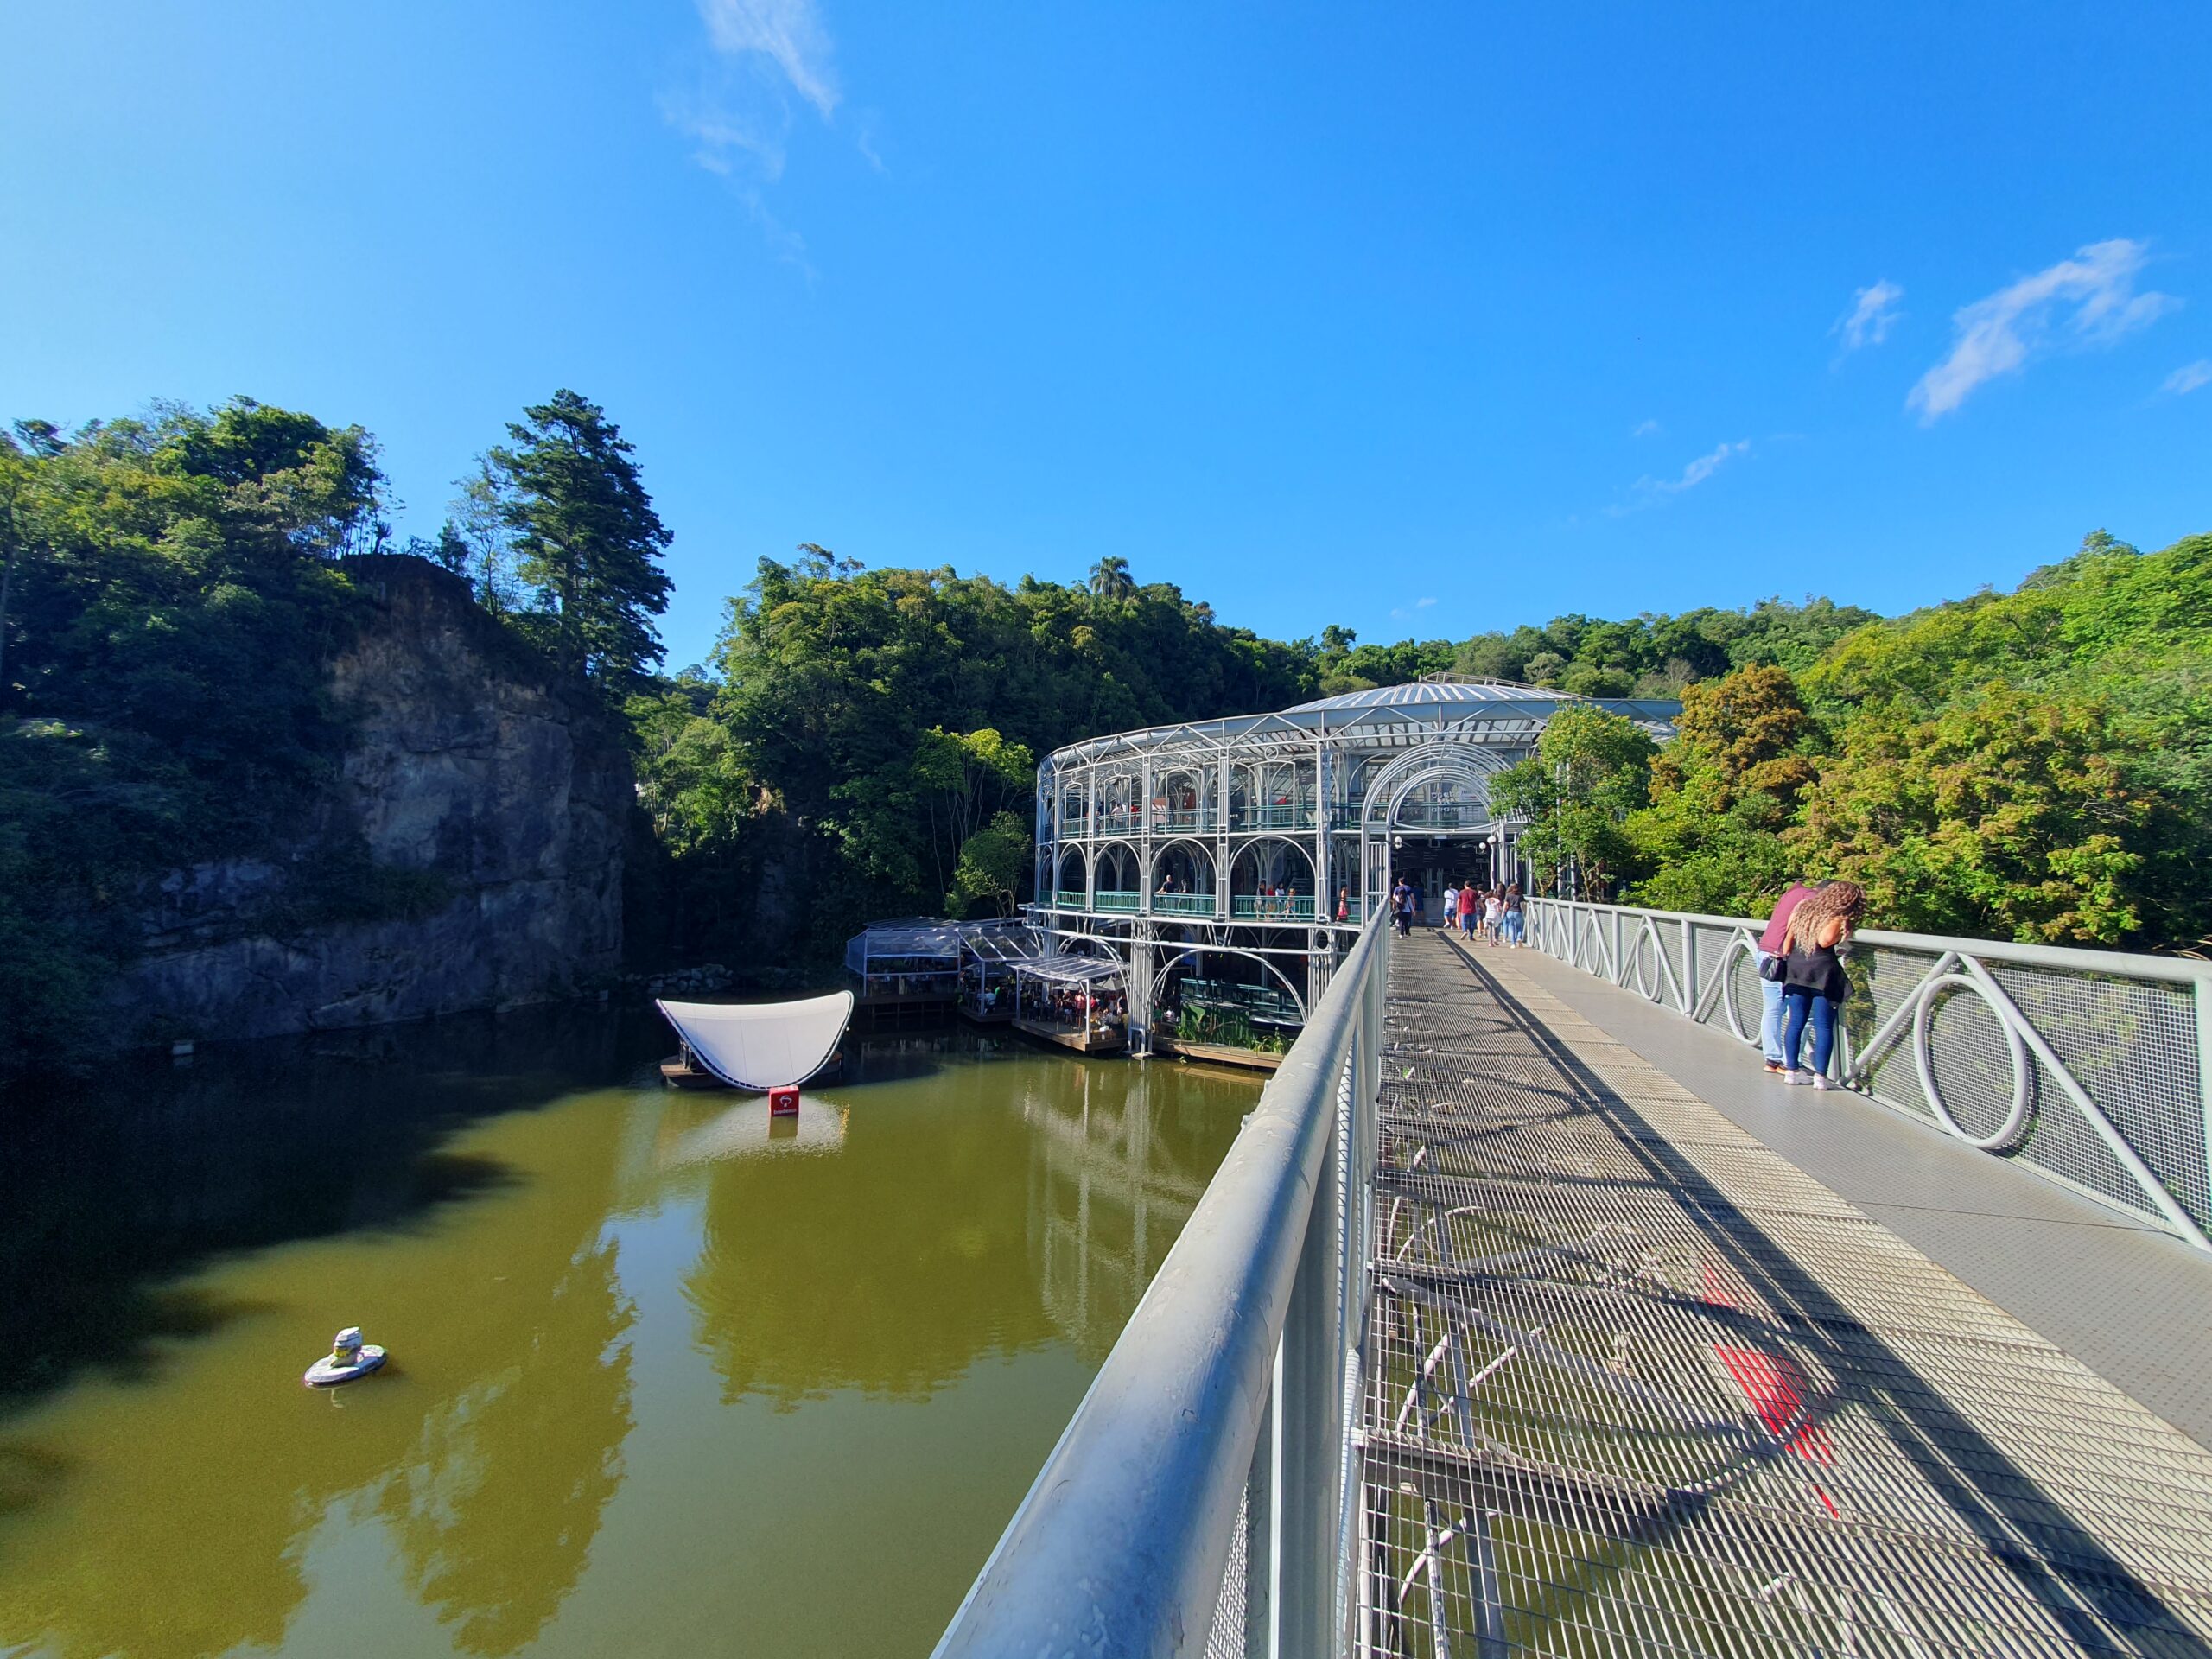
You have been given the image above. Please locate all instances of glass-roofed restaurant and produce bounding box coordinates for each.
[1030,678,1676,1058]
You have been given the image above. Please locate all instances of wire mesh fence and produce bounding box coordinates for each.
[1523,899,2212,1252]
[1357,931,2212,1657]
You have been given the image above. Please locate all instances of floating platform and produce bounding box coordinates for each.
[661,1051,842,1090]
[1013,1018,1127,1055]
[1150,1037,1286,1072]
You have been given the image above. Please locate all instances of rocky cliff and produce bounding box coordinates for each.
[119,556,630,1041]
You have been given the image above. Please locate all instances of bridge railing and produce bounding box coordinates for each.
[1525,896,2212,1253]
[935,916,1388,1658]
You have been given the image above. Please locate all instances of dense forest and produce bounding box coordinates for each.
[4,391,2205,1073]
[1494,528,2212,950]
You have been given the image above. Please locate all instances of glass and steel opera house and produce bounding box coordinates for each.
[1030,679,1678,1035]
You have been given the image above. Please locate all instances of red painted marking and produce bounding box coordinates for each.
[1700,1265,1738,1308]
[1714,1344,1835,1470]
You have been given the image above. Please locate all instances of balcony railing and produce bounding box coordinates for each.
[1153,807,1214,834]
[1052,888,1086,909]
[1234,804,1315,832]
[1154,892,1217,918]
[1231,894,1315,921]
[1094,890,1141,912]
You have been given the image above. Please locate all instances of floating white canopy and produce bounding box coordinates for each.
[657,991,855,1092]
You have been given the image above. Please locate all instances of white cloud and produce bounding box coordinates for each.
[2164,359,2212,397]
[664,0,840,178]
[1651,439,1750,494]
[1631,418,1662,438]
[697,0,839,117]
[1833,280,1904,353]
[1605,440,1751,516]
[1909,240,2180,423]
[659,90,791,179]
[1389,597,1440,623]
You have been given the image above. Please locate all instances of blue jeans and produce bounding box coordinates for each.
[1502,912,1522,944]
[1758,957,1785,1063]
[1780,988,1839,1076]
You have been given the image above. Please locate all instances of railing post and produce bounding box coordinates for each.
[1681,918,1697,1015]
[2197,977,2212,1240]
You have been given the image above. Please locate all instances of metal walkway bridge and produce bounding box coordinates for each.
[937,913,2212,1657]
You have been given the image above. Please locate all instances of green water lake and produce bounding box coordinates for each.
[0,1007,1259,1658]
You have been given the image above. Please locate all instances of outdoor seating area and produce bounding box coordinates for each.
[956,920,1045,1022]
[1011,953,1129,1053]
[843,918,964,1027]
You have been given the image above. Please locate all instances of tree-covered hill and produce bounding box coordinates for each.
[1501,530,2212,951]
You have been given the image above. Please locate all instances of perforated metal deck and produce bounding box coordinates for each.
[1358,932,2212,1657]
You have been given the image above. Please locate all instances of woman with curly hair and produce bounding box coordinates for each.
[1780,880,1866,1090]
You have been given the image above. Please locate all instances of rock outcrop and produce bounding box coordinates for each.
[118,556,630,1042]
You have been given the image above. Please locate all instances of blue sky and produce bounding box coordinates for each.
[4,3,2209,672]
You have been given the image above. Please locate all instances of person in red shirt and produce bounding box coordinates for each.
[1758,881,1825,1074]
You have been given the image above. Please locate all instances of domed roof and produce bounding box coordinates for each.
[1286,679,1572,714]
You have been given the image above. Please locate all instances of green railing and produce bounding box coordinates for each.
[1235,805,1315,831]
[1154,809,1214,833]
[1094,891,1141,912]
[1052,889,1087,909]
[1154,892,1217,917]
[1231,894,1315,920]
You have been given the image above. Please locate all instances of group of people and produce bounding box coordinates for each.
[1442,880,1522,945]
[1370,876,1522,943]
[1020,981,1128,1036]
[1756,878,1867,1089]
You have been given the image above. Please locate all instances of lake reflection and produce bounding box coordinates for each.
[0,1012,1256,1658]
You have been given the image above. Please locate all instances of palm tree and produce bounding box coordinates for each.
[1089,556,1135,606]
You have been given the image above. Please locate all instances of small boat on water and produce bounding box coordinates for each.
[656,990,855,1093]
[304,1326,386,1388]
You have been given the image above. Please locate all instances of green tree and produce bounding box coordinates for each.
[1490,704,1656,897]
[486,391,671,692]
[1626,665,1815,916]
[948,810,1032,917]
[1788,687,2158,944]
[1089,555,1135,606]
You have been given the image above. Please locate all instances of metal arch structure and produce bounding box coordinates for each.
[1357,743,1511,833]
[1147,939,1313,1028]
[1031,679,1679,1030]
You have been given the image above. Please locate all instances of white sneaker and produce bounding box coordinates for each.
[1782,1070,1811,1086]
[1812,1075,1838,1092]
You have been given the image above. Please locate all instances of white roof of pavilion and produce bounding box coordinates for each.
[960,921,1046,964]
[1040,679,1678,768]
[1014,953,1127,986]
[845,919,965,972]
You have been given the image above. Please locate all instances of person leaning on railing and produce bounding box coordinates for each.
[1777,881,1866,1092]
[1756,879,1825,1075]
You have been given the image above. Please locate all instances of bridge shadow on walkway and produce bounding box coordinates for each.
[1359,931,2212,1658]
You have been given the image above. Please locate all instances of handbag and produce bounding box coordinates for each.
[1758,950,1789,984]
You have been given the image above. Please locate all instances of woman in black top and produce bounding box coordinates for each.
[1780,881,1865,1090]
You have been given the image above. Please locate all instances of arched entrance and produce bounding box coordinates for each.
[1360,743,1515,921]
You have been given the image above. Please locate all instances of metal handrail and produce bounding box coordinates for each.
[935,916,1387,1657]
[1525,895,2212,1251]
